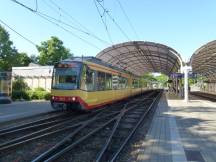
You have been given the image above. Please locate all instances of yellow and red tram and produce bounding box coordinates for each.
[51,57,148,110]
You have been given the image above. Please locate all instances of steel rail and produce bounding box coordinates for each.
[42,115,119,162]
[96,108,126,162]
[0,116,74,136]
[190,92,216,101]
[31,110,120,162]
[0,110,102,152]
[110,91,162,162]
[95,93,158,162]
[0,112,67,134]
[32,97,153,162]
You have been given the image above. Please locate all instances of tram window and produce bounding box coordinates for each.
[125,78,129,88]
[112,75,119,90]
[52,68,79,90]
[132,79,139,88]
[97,71,105,91]
[105,73,112,90]
[81,65,95,91]
[138,80,140,88]
[119,77,127,89]
[124,77,128,88]
[119,77,123,89]
[64,76,76,83]
[86,68,95,91]
[132,80,134,88]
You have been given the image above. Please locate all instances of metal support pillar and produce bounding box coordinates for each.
[183,66,192,103]
[176,78,178,95]
[184,69,188,102]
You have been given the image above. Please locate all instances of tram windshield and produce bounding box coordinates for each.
[52,62,82,90]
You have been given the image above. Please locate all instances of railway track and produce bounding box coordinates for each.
[190,91,216,102]
[0,109,103,152]
[0,90,162,162]
[32,90,162,162]
[0,112,72,136]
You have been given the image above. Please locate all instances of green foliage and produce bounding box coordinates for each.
[141,73,157,82]
[37,36,72,65]
[12,78,50,101]
[0,25,32,70]
[12,91,31,101]
[154,73,168,86]
[31,91,46,100]
[26,89,34,98]
[29,54,39,64]
[0,24,18,70]
[44,93,51,100]
[12,86,51,101]
[15,52,31,66]
[31,88,49,100]
[34,87,46,91]
[12,77,30,100]
[12,77,30,91]
[28,88,50,100]
[141,73,168,87]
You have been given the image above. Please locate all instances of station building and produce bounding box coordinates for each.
[12,63,53,91]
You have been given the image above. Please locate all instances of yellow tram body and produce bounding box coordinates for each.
[50,57,146,110]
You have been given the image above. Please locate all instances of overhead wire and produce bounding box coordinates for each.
[35,0,38,12]
[11,0,35,14]
[49,0,87,31]
[95,0,131,41]
[10,0,102,50]
[116,0,140,40]
[36,12,101,50]
[47,0,110,45]
[0,18,37,47]
[93,0,133,70]
[93,0,113,44]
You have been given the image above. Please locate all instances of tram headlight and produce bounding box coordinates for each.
[72,97,76,101]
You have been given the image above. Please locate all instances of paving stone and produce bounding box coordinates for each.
[136,92,216,162]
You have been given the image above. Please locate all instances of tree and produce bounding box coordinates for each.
[37,36,72,65]
[0,25,32,70]
[29,54,39,64]
[0,24,18,70]
[142,73,157,82]
[15,52,31,66]
[141,73,168,88]
[155,73,168,87]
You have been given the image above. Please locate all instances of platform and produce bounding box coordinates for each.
[137,92,216,162]
[0,101,53,123]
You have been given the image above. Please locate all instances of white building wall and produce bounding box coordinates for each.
[12,66,53,91]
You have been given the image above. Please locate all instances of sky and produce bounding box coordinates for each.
[0,0,216,62]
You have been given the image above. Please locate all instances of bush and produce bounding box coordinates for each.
[26,90,34,98]
[31,90,46,100]
[31,88,51,100]
[34,87,46,91]
[12,77,31,101]
[44,92,51,100]
[13,77,30,91]
[12,90,31,101]
[12,86,51,101]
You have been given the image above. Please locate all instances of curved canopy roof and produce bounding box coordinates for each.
[190,40,216,81]
[96,41,182,76]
